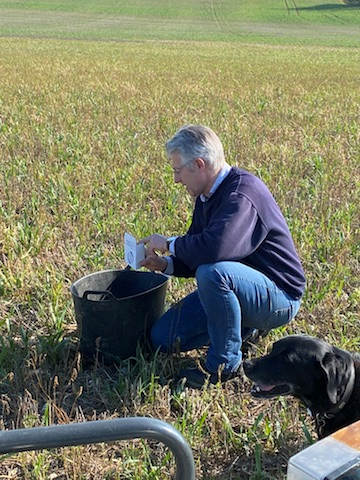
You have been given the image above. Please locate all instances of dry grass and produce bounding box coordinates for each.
[0,38,359,479]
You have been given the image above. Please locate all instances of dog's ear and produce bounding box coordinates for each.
[320,348,353,404]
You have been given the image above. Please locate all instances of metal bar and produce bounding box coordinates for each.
[0,417,196,480]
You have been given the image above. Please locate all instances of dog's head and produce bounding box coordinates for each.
[243,335,354,411]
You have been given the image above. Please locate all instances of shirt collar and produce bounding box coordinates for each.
[200,163,231,202]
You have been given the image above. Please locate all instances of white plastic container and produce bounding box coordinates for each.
[287,421,360,480]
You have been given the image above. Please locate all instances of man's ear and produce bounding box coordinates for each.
[194,157,206,171]
[320,348,353,404]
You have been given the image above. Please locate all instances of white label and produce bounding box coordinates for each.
[124,232,145,270]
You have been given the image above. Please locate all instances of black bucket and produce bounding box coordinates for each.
[70,269,169,363]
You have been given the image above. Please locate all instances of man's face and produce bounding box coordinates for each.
[170,153,207,197]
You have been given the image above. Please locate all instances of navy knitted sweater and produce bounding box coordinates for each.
[171,167,306,300]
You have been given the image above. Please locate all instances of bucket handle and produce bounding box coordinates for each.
[83,290,117,301]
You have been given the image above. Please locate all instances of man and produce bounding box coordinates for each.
[139,124,306,388]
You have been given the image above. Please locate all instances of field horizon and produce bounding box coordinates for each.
[0,0,360,47]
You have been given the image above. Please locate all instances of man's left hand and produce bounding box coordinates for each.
[138,234,168,255]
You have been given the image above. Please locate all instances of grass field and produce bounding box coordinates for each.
[0,1,359,479]
[0,0,360,46]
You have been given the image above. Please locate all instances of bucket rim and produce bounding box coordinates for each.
[70,268,169,301]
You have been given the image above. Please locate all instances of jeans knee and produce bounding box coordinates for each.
[196,263,219,287]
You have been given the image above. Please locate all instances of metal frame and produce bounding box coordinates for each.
[0,417,196,480]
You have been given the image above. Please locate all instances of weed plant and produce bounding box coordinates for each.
[0,37,359,479]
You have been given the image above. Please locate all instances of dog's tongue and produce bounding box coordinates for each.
[257,384,275,391]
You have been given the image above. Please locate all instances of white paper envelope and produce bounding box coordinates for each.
[124,232,145,269]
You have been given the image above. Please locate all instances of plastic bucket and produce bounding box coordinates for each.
[70,269,168,363]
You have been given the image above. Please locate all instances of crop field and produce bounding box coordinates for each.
[0,1,359,479]
[0,0,360,46]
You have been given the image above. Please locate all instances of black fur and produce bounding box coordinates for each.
[243,335,360,438]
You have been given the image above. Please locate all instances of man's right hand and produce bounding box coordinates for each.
[139,252,168,273]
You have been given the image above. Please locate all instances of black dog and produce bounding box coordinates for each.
[243,335,360,439]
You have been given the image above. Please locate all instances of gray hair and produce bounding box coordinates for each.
[165,124,225,171]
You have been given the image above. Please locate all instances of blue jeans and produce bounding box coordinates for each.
[150,262,301,375]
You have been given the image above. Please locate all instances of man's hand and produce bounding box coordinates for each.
[138,234,168,256]
[139,253,167,273]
